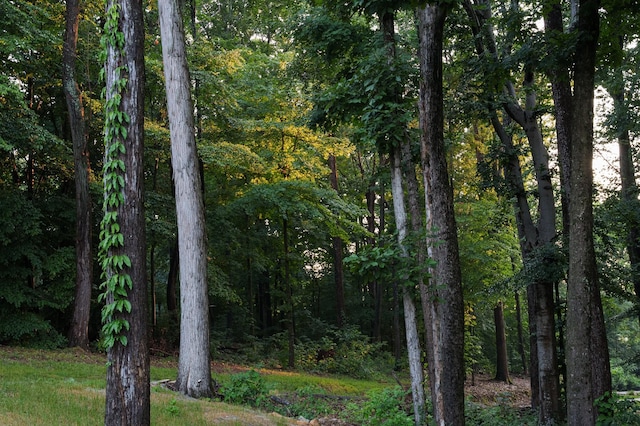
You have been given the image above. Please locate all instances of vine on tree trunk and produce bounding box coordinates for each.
[97,0,132,350]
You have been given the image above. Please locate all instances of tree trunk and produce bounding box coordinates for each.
[158,0,212,398]
[167,239,178,313]
[514,290,527,374]
[566,1,611,423]
[64,0,93,350]
[463,2,561,420]
[494,301,511,383]
[283,218,295,369]
[607,37,640,323]
[390,146,426,425]
[103,0,149,422]
[417,5,466,425]
[544,0,573,236]
[380,11,426,424]
[328,154,346,327]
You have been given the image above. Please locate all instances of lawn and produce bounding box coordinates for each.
[0,346,391,425]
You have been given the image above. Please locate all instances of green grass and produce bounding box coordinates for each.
[0,346,390,425]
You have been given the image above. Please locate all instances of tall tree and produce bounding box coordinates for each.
[494,301,511,383]
[379,9,426,424]
[566,0,612,423]
[100,0,149,422]
[417,4,466,424]
[158,0,212,398]
[63,0,93,350]
[463,1,561,420]
[389,146,426,425]
[328,154,346,327]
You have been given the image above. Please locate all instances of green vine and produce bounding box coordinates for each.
[97,0,132,350]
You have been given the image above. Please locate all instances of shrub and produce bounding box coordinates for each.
[221,370,268,407]
[611,365,640,391]
[295,326,387,378]
[286,385,332,419]
[346,386,413,426]
[595,391,640,426]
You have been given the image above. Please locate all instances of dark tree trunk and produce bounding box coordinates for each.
[514,291,527,374]
[283,218,295,369]
[417,5,466,424]
[566,1,611,423]
[103,0,150,422]
[494,301,511,383]
[544,0,573,236]
[607,39,640,323]
[63,0,92,350]
[328,154,346,327]
[167,239,178,313]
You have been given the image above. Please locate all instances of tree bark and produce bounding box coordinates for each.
[390,146,426,425]
[514,291,527,374]
[63,0,92,350]
[283,218,295,369]
[103,0,150,422]
[328,154,346,327]
[380,11,426,424]
[417,5,466,425]
[494,301,511,383]
[544,0,573,236]
[158,0,212,398]
[566,1,611,423]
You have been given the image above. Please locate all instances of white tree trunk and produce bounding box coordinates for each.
[158,0,212,398]
[390,147,425,425]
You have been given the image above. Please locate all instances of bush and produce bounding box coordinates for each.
[346,386,413,426]
[285,385,332,419]
[221,370,268,407]
[295,326,388,378]
[595,392,640,426]
[611,365,640,391]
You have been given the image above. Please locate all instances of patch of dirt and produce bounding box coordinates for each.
[465,374,532,409]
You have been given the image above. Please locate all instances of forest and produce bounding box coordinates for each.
[1,0,640,424]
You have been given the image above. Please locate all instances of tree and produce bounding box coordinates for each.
[158,0,212,398]
[389,145,426,425]
[328,154,347,327]
[417,3,466,424]
[494,301,511,383]
[63,0,93,350]
[566,0,612,423]
[378,9,427,423]
[462,1,561,420]
[100,0,149,422]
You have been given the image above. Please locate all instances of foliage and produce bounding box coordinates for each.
[163,398,181,416]
[294,326,388,378]
[0,191,75,347]
[285,384,332,419]
[611,365,640,391]
[221,370,269,407]
[97,0,133,350]
[346,386,413,426]
[594,391,640,426]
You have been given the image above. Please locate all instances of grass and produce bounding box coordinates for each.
[0,346,391,425]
